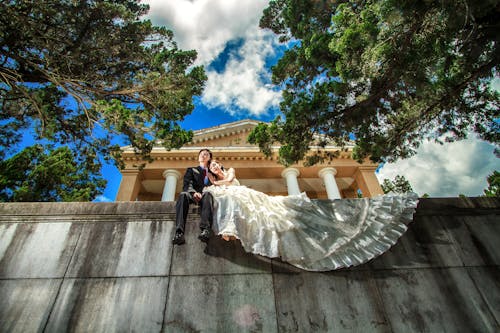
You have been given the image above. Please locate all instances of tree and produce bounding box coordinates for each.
[0,1,206,200]
[483,170,499,197]
[250,0,499,166]
[0,145,105,202]
[381,174,413,194]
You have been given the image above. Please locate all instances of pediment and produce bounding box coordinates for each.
[121,118,354,156]
[184,119,260,148]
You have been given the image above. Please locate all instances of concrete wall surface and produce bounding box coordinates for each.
[0,198,499,332]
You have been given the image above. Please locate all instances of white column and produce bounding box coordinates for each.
[161,169,181,201]
[281,168,301,195]
[318,167,341,199]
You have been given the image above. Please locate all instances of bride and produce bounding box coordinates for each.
[204,159,418,271]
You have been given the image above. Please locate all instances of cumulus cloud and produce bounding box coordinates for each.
[94,195,113,203]
[202,30,282,116]
[377,136,498,197]
[144,0,270,64]
[144,0,281,116]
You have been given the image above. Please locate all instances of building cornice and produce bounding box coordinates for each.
[121,147,355,162]
[120,119,357,152]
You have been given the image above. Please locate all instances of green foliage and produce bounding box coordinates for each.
[0,145,106,202]
[381,174,413,194]
[483,170,499,197]
[0,1,206,201]
[252,0,499,165]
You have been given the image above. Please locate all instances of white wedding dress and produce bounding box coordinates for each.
[204,182,418,271]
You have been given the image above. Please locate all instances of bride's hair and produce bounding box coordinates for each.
[209,160,225,180]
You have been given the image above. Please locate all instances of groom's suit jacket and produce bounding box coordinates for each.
[182,166,212,194]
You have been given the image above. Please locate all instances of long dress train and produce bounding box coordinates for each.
[204,184,418,271]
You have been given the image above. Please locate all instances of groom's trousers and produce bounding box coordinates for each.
[175,191,214,233]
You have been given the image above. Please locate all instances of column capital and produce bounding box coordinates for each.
[318,167,337,179]
[281,167,300,178]
[281,167,301,195]
[318,167,341,199]
[162,169,182,179]
[162,169,181,202]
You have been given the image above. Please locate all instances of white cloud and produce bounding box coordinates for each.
[144,0,281,116]
[94,195,113,203]
[144,0,270,64]
[202,30,282,116]
[377,136,499,197]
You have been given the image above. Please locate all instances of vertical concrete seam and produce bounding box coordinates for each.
[371,270,395,333]
[462,222,500,328]
[160,215,176,333]
[41,222,84,333]
[464,266,500,329]
[271,261,281,332]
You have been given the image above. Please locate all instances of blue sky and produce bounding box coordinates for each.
[97,0,498,201]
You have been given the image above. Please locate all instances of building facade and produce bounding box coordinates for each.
[116,120,383,201]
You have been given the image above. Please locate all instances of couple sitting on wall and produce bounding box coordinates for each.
[172,148,419,272]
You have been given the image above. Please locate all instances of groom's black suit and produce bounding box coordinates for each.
[175,166,214,234]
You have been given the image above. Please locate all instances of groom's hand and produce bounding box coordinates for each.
[193,192,202,203]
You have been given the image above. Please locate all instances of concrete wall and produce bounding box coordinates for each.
[0,198,499,332]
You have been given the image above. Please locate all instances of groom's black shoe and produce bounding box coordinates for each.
[172,231,185,245]
[198,229,211,243]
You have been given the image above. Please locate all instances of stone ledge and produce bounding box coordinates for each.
[0,201,177,216]
[2,197,498,215]
[415,197,500,215]
[0,213,176,223]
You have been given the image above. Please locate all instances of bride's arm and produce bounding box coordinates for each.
[213,167,236,185]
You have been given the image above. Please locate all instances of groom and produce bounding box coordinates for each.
[172,148,214,245]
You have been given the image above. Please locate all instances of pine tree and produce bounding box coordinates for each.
[0,1,206,201]
[250,0,499,166]
[381,175,413,194]
[484,171,499,197]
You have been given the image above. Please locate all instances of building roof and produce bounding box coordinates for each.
[121,119,354,152]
